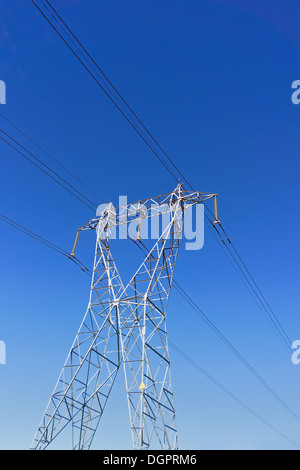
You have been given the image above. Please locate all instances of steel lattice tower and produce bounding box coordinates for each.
[31,184,217,450]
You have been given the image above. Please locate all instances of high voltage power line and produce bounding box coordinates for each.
[0,112,105,204]
[30,0,293,355]
[0,212,90,273]
[0,129,97,211]
[0,0,295,449]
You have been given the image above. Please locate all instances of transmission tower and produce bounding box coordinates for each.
[31,184,217,450]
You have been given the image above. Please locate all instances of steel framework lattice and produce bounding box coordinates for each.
[31,184,217,450]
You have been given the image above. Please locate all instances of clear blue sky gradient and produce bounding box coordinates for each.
[0,0,299,450]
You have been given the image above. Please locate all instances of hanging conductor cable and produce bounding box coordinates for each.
[31,0,180,184]
[0,212,89,273]
[0,112,106,204]
[0,128,97,211]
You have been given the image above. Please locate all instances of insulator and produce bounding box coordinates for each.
[214,196,219,223]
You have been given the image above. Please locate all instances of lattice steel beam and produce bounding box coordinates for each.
[31,184,217,450]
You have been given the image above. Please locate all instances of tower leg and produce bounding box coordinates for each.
[118,201,182,449]
[31,221,124,450]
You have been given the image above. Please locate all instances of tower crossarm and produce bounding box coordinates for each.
[73,185,218,241]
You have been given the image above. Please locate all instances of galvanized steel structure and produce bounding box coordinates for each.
[31,184,217,450]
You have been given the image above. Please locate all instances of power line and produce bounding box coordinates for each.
[0,112,105,204]
[172,279,299,421]
[0,129,97,211]
[202,203,292,350]
[31,0,180,184]
[0,212,89,272]
[218,221,292,346]
[168,340,300,450]
[134,238,299,424]
[209,221,292,352]
[41,0,192,189]
[30,0,293,356]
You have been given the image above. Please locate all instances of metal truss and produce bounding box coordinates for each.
[31,184,217,450]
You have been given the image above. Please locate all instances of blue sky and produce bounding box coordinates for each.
[0,0,299,450]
